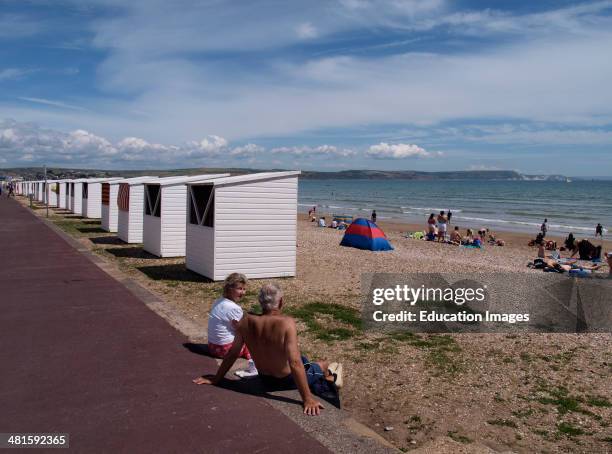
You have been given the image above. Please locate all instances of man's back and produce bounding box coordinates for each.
[239,314,294,378]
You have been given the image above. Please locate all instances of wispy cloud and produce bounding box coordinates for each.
[18,97,90,112]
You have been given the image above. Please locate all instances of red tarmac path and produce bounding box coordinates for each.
[0,198,328,453]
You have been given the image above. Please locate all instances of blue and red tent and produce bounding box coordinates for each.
[339,218,393,251]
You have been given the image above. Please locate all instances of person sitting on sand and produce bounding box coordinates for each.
[564,233,576,252]
[207,273,256,375]
[571,239,602,260]
[449,226,462,245]
[538,243,546,258]
[194,283,342,416]
[318,217,326,228]
[463,228,474,245]
[330,219,338,229]
[436,210,448,242]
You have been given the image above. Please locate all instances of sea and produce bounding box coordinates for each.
[298,179,611,239]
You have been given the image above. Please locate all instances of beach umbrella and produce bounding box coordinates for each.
[340,218,393,251]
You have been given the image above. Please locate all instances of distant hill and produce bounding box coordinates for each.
[1,167,570,181]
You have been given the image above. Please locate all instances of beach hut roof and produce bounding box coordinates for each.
[148,174,230,187]
[187,171,300,187]
[111,176,158,185]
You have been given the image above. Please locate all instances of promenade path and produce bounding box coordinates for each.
[0,198,328,453]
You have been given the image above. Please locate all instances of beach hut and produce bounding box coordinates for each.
[70,179,86,215]
[81,177,122,219]
[58,180,71,209]
[117,177,159,243]
[36,181,44,202]
[339,218,394,251]
[185,171,300,281]
[102,176,155,233]
[142,174,229,257]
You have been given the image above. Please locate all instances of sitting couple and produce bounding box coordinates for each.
[194,273,342,416]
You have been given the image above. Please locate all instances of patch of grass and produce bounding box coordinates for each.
[487,419,518,428]
[557,422,584,437]
[388,333,463,375]
[532,429,549,437]
[520,352,533,363]
[493,393,505,402]
[447,431,472,444]
[285,302,362,342]
[600,436,612,443]
[536,386,583,415]
[512,408,533,418]
[586,395,611,407]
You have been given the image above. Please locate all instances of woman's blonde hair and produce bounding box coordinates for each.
[223,273,247,297]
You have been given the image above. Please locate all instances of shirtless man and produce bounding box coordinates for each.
[194,283,338,416]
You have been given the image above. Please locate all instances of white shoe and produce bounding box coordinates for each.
[235,360,258,378]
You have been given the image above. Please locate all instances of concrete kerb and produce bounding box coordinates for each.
[29,201,399,454]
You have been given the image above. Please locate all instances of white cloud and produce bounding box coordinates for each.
[271,145,356,157]
[366,142,435,159]
[296,22,318,39]
[229,143,264,157]
[0,68,35,81]
[18,97,89,112]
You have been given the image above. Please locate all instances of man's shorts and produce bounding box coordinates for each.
[208,341,251,360]
[259,356,339,405]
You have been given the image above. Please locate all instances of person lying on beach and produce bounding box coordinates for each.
[207,273,257,375]
[194,283,341,416]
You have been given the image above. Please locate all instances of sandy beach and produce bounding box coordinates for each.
[24,199,612,453]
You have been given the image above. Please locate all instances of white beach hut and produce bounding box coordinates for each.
[36,181,44,202]
[142,174,229,257]
[81,177,122,219]
[185,171,300,281]
[117,177,159,243]
[71,179,86,215]
[102,176,155,233]
[58,180,71,209]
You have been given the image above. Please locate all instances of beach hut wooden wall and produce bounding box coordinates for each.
[102,176,155,233]
[81,178,122,219]
[36,182,44,202]
[71,180,85,215]
[143,174,229,257]
[185,171,300,281]
[59,180,71,209]
[69,181,77,212]
[117,177,158,243]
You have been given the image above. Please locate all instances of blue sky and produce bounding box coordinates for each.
[1,0,612,175]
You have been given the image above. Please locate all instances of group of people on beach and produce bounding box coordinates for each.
[528,217,611,276]
[194,273,341,416]
[423,210,501,247]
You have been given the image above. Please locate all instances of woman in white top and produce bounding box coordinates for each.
[207,273,252,360]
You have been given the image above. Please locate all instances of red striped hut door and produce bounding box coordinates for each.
[118,183,130,212]
[101,183,110,206]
